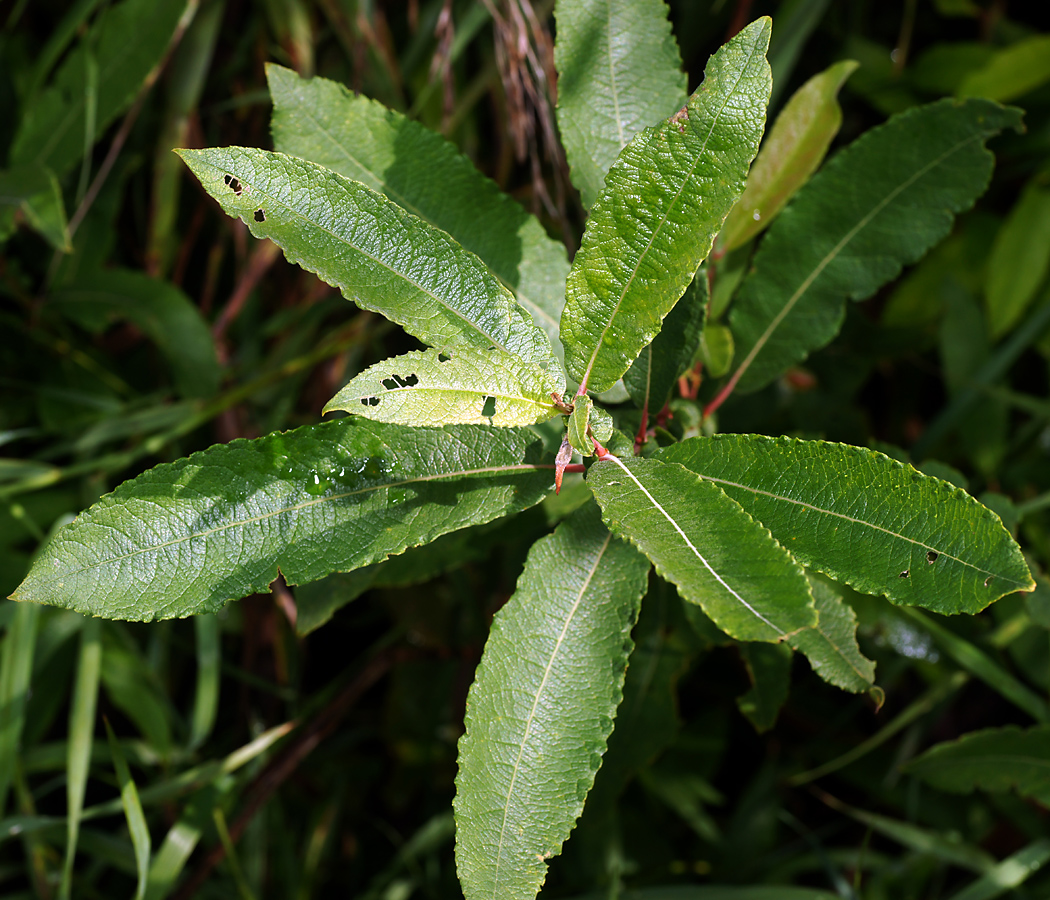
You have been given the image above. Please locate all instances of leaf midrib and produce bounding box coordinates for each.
[605,456,786,636]
[729,128,992,390]
[43,462,545,580]
[490,529,614,898]
[278,94,560,333]
[702,472,1027,587]
[197,153,530,363]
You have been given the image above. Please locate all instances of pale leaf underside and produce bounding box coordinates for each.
[455,503,650,900]
[587,453,815,642]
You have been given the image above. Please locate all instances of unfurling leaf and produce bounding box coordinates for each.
[587,454,815,642]
[561,17,772,394]
[567,395,594,456]
[658,434,1034,613]
[455,502,650,900]
[323,349,561,427]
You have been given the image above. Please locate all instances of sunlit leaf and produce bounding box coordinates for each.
[177,147,562,386]
[268,64,570,352]
[323,349,560,427]
[553,0,686,208]
[658,434,1033,613]
[12,420,553,620]
[561,17,771,394]
[455,502,650,900]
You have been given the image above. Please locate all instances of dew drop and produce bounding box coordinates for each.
[751,209,761,221]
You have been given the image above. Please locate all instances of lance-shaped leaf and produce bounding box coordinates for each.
[657,434,1034,614]
[624,269,708,412]
[553,0,686,209]
[268,64,570,352]
[560,17,772,395]
[903,725,1050,805]
[587,454,815,642]
[177,148,562,387]
[725,98,1023,395]
[719,59,858,252]
[455,502,650,900]
[11,420,553,621]
[323,348,561,427]
[788,577,875,693]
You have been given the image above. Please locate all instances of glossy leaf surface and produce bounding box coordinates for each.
[719,59,858,252]
[177,148,561,384]
[561,17,771,394]
[268,64,570,352]
[788,577,875,693]
[323,349,560,427]
[904,725,1050,804]
[455,503,650,900]
[553,0,686,209]
[588,454,815,642]
[658,434,1033,613]
[727,99,1023,394]
[13,420,553,620]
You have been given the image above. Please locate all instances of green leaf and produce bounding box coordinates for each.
[904,725,1050,804]
[788,576,875,693]
[0,164,71,252]
[587,454,815,642]
[553,0,686,209]
[267,64,570,354]
[176,148,562,386]
[11,419,554,620]
[567,395,595,456]
[323,349,560,427]
[560,17,772,394]
[985,175,1050,339]
[454,502,650,900]
[624,271,708,413]
[719,59,858,252]
[699,323,734,378]
[104,719,150,900]
[658,434,1033,614]
[565,887,841,900]
[957,35,1050,102]
[51,268,220,398]
[726,98,1023,394]
[736,642,792,732]
[946,840,1050,900]
[11,0,192,178]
